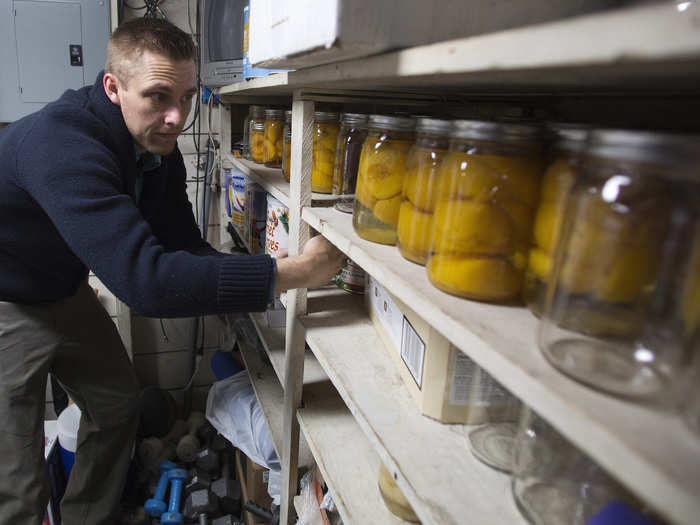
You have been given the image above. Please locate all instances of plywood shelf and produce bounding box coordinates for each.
[301,206,700,525]
[219,3,700,101]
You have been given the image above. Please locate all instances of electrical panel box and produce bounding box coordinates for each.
[0,0,111,123]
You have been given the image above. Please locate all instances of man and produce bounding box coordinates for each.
[0,17,343,524]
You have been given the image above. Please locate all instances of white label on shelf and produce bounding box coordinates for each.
[401,317,425,389]
[368,276,403,351]
[449,350,511,406]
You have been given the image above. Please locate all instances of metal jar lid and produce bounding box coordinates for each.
[264,108,285,120]
[415,118,452,136]
[547,123,589,154]
[252,122,265,131]
[450,120,541,144]
[588,129,700,167]
[368,114,416,132]
[340,113,368,126]
[249,105,265,119]
[314,111,339,123]
[285,110,292,122]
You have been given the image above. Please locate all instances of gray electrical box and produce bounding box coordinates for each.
[0,0,111,122]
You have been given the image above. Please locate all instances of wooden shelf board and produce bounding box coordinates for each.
[297,289,523,525]
[248,312,328,387]
[226,155,339,208]
[219,3,700,101]
[237,322,314,469]
[302,206,700,525]
[298,384,410,525]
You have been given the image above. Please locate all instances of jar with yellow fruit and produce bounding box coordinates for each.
[524,124,588,315]
[353,115,416,245]
[426,120,543,301]
[397,118,451,265]
[312,111,340,193]
[248,105,265,162]
[282,110,292,182]
[263,109,284,167]
[538,129,700,399]
[250,121,265,164]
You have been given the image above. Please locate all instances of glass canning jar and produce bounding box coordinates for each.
[248,105,265,162]
[353,115,416,245]
[512,408,634,525]
[282,110,292,182]
[250,121,265,164]
[263,109,284,167]
[312,111,340,193]
[538,129,700,399]
[524,124,588,316]
[397,118,451,265]
[333,113,369,213]
[426,120,543,301]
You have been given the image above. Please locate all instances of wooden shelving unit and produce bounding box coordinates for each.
[217,3,700,524]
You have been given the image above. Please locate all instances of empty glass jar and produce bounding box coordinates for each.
[263,109,284,167]
[282,110,292,182]
[512,408,633,525]
[333,113,369,213]
[539,129,700,399]
[312,111,340,193]
[524,124,588,316]
[426,120,542,301]
[397,118,451,265]
[353,115,416,245]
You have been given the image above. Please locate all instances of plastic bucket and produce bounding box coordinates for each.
[57,404,81,478]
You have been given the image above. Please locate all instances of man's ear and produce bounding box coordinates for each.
[103,72,122,106]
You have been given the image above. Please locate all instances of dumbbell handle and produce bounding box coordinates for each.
[168,478,184,513]
[153,470,170,501]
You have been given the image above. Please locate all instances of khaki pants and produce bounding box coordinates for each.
[0,281,140,525]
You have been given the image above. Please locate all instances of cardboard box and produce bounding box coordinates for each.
[366,276,515,424]
[236,449,273,525]
[248,0,622,69]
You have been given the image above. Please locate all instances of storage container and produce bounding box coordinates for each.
[512,408,632,525]
[312,111,340,193]
[538,129,700,399]
[251,122,265,165]
[248,106,266,163]
[282,110,292,182]
[263,109,285,167]
[397,118,451,265]
[524,124,588,315]
[426,120,542,301]
[353,115,415,245]
[333,113,369,213]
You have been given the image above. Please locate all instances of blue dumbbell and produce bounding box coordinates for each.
[144,461,177,516]
[161,468,188,524]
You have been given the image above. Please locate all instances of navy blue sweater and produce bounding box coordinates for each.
[0,74,273,317]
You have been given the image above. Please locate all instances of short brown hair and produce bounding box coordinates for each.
[106,18,196,83]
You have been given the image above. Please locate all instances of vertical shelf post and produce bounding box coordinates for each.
[279,92,314,525]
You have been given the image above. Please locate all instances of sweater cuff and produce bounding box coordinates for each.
[217,254,274,312]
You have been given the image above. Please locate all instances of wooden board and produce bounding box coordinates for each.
[302,207,700,525]
[219,3,700,99]
[297,290,523,525]
[228,156,339,209]
[237,325,314,469]
[298,384,411,525]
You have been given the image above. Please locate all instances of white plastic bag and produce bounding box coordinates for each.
[205,370,279,471]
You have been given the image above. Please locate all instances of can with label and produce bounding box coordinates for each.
[265,194,289,258]
[335,258,365,294]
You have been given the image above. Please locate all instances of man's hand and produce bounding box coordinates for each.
[274,235,346,293]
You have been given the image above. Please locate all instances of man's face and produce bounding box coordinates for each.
[105,51,197,155]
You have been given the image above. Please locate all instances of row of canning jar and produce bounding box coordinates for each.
[246,104,700,425]
[461,366,662,525]
[350,114,699,413]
